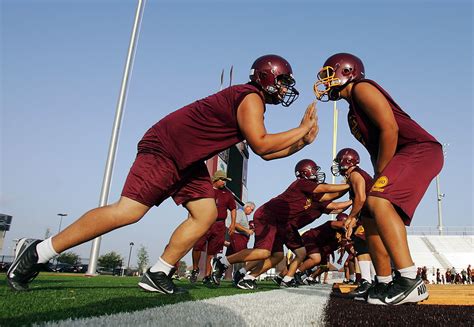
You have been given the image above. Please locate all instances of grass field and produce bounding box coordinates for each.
[0,273,278,326]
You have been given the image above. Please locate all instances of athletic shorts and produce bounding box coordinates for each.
[253,206,305,253]
[353,235,369,256]
[369,142,443,225]
[193,220,226,255]
[121,129,214,207]
[302,229,338,256]
[226,233,250,256]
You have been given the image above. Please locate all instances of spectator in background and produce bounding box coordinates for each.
[467,264,471,284]
[450,267,457,284]
[436,268,441,284]
[421,266,428,283]
[226,201,256,282]
[461,269,467,284]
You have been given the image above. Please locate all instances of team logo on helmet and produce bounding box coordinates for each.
[314,53,365,102]
[295,159,326,183]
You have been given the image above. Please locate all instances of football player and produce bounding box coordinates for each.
[314,53,443,305]
[7,55,317,295]
[212,159,351,289]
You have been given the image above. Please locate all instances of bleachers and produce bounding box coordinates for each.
[407,235,473,273]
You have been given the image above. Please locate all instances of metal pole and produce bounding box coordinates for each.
[57,213,67,234]
[436,175,444,235]
[86,0,146,276]
[127,242,135,271]
[331,101,338,220]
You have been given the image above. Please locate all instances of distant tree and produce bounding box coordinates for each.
[98,252,123,269]
[57,251,81,265]
[178,260,187,277]
[44,228,51,239]
[136,245,149,274]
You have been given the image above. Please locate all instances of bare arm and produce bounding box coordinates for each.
[353,82,398,176]
[313,183,350,194]
[228,209,236,235]
[347,172,366,219]
[237,94,316,158]
[326,199,352,212]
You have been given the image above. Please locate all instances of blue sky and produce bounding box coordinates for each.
[1,0,472,267]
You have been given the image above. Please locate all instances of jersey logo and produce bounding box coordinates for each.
[371,176,388,192]
[304,197,312,210]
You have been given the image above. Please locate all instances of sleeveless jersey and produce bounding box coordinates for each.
[149,84,264,170]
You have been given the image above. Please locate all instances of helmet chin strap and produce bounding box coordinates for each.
[328,88,341,101]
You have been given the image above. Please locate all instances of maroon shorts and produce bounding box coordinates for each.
[226,233,250,256]
[253,208,304,253]
[369,142,443,225]
[302,229,338,256]
[121,129,214,207]
[193,220,226,255]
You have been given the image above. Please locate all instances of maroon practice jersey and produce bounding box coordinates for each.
[149,84,264,170]
[302,221,340,255]
[347,79,439,164]
[259,179,320,224]
[214,187,236,221]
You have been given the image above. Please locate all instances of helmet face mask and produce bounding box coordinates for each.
[331,148,360,177]
[295,159,326,183]
[314,53,365,101]
[250,54,299,107]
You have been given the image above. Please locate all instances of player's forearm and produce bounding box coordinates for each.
[260,139,306,160]
[252,126,308,157]
[375,128,397,175]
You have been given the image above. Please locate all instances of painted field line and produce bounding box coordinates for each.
[39,285,332,327]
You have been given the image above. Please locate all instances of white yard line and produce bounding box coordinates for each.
[38,285,332,327]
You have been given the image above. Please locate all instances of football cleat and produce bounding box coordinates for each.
[7,238,43,292]
[138,269,188,295]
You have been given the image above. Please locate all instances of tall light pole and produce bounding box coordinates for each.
[331,101,339,220]
[127,242,135,272]
[436,143,448,236]
[86,0,146,276]
[57,213,68,234]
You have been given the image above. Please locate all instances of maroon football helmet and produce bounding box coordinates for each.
[336,213,349,222]
[295,159,326,183]
[314,53,365,102]
[250,54,299,107]
[331,148,360,176]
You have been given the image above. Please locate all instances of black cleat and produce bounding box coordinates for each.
[382,271,429,305]
[138,269,188,295]
[367,281,390,305]
[237,278,258,290]
[7,238,42,292]
[232,269,245,286]
[189,268,199,284]
[280,278,299,288]
[294,271,306,286]
[202,275,217,288]
[350,279,372,301]
[272,275,283,286]
[211,257,228,284]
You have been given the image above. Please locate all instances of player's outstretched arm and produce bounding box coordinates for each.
[237,95,317,160]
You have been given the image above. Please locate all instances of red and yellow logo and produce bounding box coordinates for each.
[371,176,388,192]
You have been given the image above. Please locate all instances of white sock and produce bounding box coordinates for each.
[220,255,230,266]
[36,238,58,264]
[239,267,247,274]
[283,276,293,283]
[350,274,356,282]
[398,265,417,279]
[243,274,256,280]
[377,275,393,284]
[370,261,376,282]
[150,257,174,274]
[359,261,372,282]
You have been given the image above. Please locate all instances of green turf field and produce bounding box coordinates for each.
[0,273,277,326]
